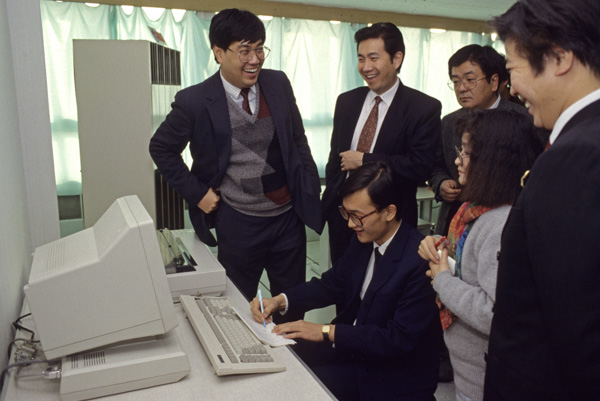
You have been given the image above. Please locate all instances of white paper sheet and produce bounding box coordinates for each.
[234,307,296,347]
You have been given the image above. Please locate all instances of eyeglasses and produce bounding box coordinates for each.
[455,145,470,160]
[227,46,271,63]
[447,76,487,91]
[339,206,379,227]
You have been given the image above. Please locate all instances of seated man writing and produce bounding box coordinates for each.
[250,161,441,401]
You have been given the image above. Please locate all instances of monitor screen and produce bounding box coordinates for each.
[24,195,177,359]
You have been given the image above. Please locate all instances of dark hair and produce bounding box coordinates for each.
[448,44,508,86]
[338,161,404,221]
[209,9,265,61]
[492,0,600,77]
[454,109,543,206]
[355,23,405,73]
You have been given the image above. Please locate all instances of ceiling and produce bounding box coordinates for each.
[64,0,519,32]
[264,0,518,21]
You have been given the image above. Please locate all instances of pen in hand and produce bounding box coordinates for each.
[434,236,447,249]
[258,289,266,327]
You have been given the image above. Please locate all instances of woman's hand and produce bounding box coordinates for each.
[426,247,451,280]
[419,235,442,263]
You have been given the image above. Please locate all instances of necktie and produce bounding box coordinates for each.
[240,88,252,115]
[374,248,382,273]
[357,96,382,153]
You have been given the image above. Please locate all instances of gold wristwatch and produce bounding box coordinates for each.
[321,324,331,342]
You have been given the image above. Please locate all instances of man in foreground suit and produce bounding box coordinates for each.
[149,9,321,320]
[322,22,441,264]
[252,162,441,401]
[430,45,531,236]
[484,1,600,399]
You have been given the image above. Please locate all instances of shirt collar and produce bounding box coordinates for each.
[219,69,257,99]
[489,93,501,109]
[373,221,401,256]
[550,87,600,144]
[367,78,399,107]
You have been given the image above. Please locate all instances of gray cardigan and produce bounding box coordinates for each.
[433,205,510,401]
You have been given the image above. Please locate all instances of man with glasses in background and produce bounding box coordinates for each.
[429,45,531,239]
[150,9,321,322]
[251,161,441,401]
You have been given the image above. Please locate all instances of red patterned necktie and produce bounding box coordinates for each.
[357,96,382,153]
[240,88,252,115]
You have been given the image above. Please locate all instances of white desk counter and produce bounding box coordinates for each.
[2,278,336,401]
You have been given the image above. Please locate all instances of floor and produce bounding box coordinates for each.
[256,231,456,401]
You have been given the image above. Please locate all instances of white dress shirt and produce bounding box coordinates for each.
[220,70,257,114]
[350,78,400,153]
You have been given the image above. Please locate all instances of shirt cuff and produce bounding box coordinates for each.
[280,293,289,315]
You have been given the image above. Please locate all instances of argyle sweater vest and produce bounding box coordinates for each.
[220,86,292,216]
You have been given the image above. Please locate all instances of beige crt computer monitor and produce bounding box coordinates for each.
[24,195,177,360]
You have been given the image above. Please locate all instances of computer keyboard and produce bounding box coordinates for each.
[180,295,285,376]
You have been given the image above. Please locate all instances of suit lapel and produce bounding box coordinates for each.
[360,223,409,311]
[341,89,369,151]
[257,73,290,167]
[205,71,232,180]
[351,243,374,294]
[373,81,405,153]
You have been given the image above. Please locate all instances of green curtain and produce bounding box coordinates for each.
[40,0,493,195]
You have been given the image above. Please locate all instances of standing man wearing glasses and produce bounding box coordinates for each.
[429,45,530,237]
[251,162,441,401]
[322,22,442,265]
[150,9,321,321]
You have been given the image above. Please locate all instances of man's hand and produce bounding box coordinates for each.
[272,320,335,343]
[339,150,364,171]
[439,180,461,202]
[197,188,220,214]
[250,294,286,324]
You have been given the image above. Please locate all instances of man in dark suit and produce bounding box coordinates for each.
[429,45,531,237]
[252,162,441,401]
[149,9,321,320]
[322,22,442,264]
[484,1,600,400]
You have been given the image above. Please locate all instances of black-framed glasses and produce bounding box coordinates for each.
[227,46,271,63]
[455,145,470,160]
[447,76,487,91]
[339,206,379,227]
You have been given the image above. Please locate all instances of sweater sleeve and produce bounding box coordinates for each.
[432,206,509,335]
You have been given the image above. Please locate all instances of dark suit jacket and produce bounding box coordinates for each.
[322,81,442,228]
[286,222,441,399]
[150,70,322,245]
[484,99,600,400]
[429,97,531,235]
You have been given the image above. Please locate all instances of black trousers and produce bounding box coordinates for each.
[292,340,437,401]
[215,201,306,323]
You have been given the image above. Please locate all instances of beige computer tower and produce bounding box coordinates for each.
[74,39,182,229]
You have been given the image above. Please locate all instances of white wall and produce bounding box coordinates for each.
[0,0,59,371]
